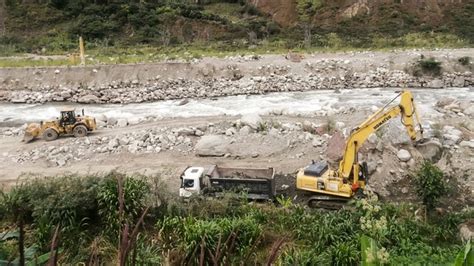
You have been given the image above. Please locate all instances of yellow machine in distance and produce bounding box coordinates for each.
[23,108,97,143]
[296,90,424,207]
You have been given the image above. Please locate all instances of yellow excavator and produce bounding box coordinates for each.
[23,108,97,143]
[296,90,424,208]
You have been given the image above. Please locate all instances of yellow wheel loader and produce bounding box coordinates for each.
[296,90,425,208]
[23,108,97,143]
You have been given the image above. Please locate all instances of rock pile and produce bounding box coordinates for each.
[10,125,201,166]
[2,111,473,202]
[435,97,474,118]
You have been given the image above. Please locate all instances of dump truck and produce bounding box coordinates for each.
[179,165,276,200]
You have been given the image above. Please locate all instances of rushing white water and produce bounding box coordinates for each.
[0,88,473,125]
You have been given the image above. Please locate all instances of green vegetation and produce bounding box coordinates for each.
[296,0,322,47]
[0,170,472,264]
[412,56,443,77]
[458,56,471,66]
[0,0,472,67]
[413,161,448,212]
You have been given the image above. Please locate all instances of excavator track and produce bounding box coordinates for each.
[306,194,350,210]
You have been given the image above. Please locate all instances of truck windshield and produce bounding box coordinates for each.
[183,179,194,188]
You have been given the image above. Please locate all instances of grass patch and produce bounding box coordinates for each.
[0,32,471,68]
[0,58,74,68]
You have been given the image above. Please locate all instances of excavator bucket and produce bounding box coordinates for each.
[23,123,41,143]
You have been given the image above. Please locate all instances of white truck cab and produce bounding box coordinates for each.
[179,166,205,198]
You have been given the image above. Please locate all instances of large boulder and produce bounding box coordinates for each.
[96,114,107,122]
[435,97,456,108]
[0,91,10,100]
[416,140,443,162]
[442,126,463,145]
[107,117,118,127]
[77,94,100,104]
[175,127,195,136]
[327,131,345,162]
[381,120,412,145]
[427,79,444,88]
[463,105,474,117]
[10,94,27,103]
[462,121,474,132]
[460,140,474,149]
[116,118,128,127]
[239,126,252,135]
[240,113,263,130]
[453,76,465,87]
[195,135,230,157]
[397,149,411,162]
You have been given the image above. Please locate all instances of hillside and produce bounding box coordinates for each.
[0,0,473,55]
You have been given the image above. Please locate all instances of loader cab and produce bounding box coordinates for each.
[179,167,204,198]
[60,109,77,126]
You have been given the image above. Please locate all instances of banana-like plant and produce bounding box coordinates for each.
[0,232,52,266]
[453,240,473,266]
[361,235,389,266]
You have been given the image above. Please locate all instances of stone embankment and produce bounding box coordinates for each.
[1,49,473,104]
[1,70,472,104]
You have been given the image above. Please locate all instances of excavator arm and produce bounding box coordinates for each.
[338,90,423,180]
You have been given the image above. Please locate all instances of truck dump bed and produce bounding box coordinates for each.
[204,165,275,200]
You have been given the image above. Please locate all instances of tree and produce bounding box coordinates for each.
[1,186,29,266]
[296,0,322,48]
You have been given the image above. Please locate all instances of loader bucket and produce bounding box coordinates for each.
[23,132,36,143]
[23,123,40,143]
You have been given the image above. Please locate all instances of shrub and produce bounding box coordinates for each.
[0,172,470,264]
[458,56,471,66]
[419,57,442,75]
[97,174,150,236]
[413,161,448,211]
[157,215,262,264]
[413,57,442,76]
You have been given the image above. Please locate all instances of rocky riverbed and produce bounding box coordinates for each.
[0,50,473,207]
[0,92,473,205]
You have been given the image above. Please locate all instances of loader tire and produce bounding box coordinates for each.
[43,128,58,141]
[73,125,88,138]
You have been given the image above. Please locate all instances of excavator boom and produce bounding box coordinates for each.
[296,90,424,203]
[338,90,423,178]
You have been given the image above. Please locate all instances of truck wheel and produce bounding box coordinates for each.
[73,125,88,138]
[43,128,58,141]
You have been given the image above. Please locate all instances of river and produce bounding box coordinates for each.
[1,87,472,126]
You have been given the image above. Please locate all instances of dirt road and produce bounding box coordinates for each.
[0,115,335,192]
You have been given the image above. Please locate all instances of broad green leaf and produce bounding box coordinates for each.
[361,235,378,266]
[0,231,19,241]
[26,252,51,266]
[453,241,473,266]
